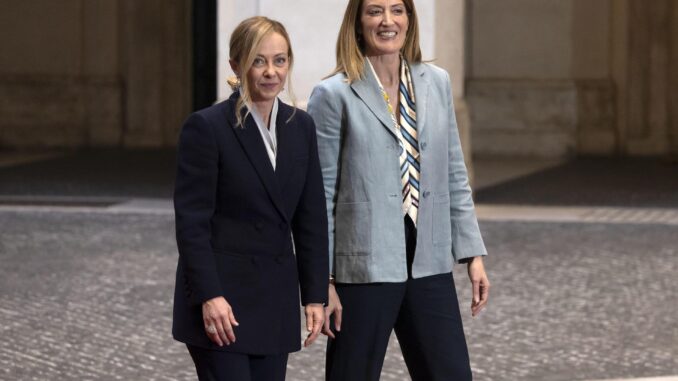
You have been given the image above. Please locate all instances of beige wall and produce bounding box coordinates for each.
[468,0,618,157]
[0,1,84,76]
[470,0,572,79]
[571,0,610,79]
[0,0,190,149]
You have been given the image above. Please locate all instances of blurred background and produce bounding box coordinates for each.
[0,1,676,380]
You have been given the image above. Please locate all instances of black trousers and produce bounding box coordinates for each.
[187,345,288,381]
[326,217,472,381]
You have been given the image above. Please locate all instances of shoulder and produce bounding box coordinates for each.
[279,101,315,133]
[311,72,350,97]
[192,99,231,126]
[178,100,232,145]
[308,72,350,116]
[412,62,451,84]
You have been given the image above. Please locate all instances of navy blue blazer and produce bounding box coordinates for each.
[172,92,329,355]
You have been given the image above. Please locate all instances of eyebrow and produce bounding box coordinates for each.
[364,3,405,9]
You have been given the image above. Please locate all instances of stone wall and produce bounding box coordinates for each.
[0,0,191,149]
[467,0,618,158]
[468,0,678,158]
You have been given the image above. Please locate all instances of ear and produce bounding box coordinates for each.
[229,59,239,76]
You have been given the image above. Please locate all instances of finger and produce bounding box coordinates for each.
[229,309,239,327]
[322,308,335,338]
[221,315,235,343]
[472,286,489,316]
[304,322,321,347]
[305,310,313,332]
[211,319,226,346]
[204,322,223,346]
[334,306,342,332]
[472,300,487,316]
[313,310,323,335]
[472,279,481,304]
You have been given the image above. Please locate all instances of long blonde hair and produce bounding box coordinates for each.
[227,16,296,127]
[331,0,422,83]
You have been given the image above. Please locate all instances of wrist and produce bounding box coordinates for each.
[459,257,475,264]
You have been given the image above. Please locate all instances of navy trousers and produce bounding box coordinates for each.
[187,345,288,381]
[326,217,472,381]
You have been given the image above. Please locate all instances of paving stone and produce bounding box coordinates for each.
[1,210,676,380]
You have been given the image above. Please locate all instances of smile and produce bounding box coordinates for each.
[377,31,397,38]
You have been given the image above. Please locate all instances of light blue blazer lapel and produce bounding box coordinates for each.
[350,60,398,139]
[409,62,430,138]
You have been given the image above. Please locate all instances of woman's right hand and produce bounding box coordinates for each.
[202,296,239,346]
[322,284,343,338]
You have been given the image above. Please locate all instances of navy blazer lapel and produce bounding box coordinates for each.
[409,63,430,138]
[274,103,294,190]
[350,61,398,139]
[225,96,290,223]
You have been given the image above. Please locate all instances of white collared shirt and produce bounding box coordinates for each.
[247,98,278,170]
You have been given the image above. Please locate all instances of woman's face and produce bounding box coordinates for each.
[359,0,409,56]
[246,32,289,103]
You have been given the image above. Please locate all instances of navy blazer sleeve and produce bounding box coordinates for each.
[291,114,330,306]
[174,113,222,306]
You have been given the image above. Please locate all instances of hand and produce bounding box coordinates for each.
[467,257,490,317]
[322,284,343,338]
[202,296,239,346]
[303,303,325,347]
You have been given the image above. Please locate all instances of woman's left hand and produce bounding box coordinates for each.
[467,257,490,317]
[303,303,325,347]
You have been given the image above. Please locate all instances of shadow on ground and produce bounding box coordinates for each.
[476,157,678,208]
[0,149,176,199]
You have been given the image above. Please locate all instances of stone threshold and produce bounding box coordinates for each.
[583,377,678,381]
[476,204,678,225]
[0,197,173,215]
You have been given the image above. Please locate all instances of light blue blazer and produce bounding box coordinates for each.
[307,61,487,283]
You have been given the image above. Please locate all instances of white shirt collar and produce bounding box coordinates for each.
[247,98,278,170]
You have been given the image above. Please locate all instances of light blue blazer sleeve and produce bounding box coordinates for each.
[442,71,487,261]
[307,82,342,275]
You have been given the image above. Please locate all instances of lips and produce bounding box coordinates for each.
[377,31,397,38]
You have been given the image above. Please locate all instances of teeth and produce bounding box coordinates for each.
[378,32,396,37]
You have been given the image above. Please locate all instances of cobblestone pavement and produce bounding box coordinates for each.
[1,208,676,381]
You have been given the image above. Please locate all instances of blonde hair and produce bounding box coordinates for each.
[331,0,422,83]
[228,16,296,127]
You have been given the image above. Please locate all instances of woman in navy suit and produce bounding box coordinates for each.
[172,16,328,381]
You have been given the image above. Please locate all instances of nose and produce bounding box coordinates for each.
[263,62,275,77]
[382,9,394,25]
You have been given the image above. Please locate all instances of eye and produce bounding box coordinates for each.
[366,8,383,16]
[392,6,405,15]
[252,57,265,67]
[274,56,288,66]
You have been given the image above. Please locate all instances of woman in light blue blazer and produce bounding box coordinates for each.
[307,0,490,380]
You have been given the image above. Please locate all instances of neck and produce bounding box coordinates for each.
[367,54,400,87]
[252,99,274,128]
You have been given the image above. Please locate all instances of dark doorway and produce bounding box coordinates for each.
[192,0,217,110]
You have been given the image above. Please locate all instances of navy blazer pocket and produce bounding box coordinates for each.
[432,192,453,246]
[335,201,371,256]
[213,249,261,287]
